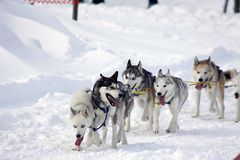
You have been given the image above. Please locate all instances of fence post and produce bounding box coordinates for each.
[72,0,79,21]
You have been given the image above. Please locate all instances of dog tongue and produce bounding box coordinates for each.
[195,84,203,90]
[75,137,83,146]
[159,96,165,105]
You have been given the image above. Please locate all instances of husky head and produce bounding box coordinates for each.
[70,104,94,141]
[122,59,143,90]
[93,71,122,107]
[154,69,176,105]
[193,57,213,83]
[233,75,240,100]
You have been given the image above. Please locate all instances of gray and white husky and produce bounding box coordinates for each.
[122,59,155,131]
[87,71,129,148]
[193,57,236,119]
[233,74,240,122]
[153,69,188,133]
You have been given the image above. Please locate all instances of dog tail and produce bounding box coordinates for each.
[224,69,238,81]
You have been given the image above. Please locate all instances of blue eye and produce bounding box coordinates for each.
[73,125,77,128]
[163,85,167,87]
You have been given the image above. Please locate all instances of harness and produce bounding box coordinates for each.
[132,88,154,96]
[91,105,109,132]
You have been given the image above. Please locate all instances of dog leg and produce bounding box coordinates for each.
[124,113,131,132]
[166,98,179,133]
[111,117,117,148]
[153,104,161,134]
[117,116,124,143]
[214,100,220,116]
[147,99,154,131]
[216,86,225,119]
[102,126,107,145]
[192,89,201,118]
[207,87,217,113]
[236,99,240,122]
[86,129,93,147]
[121,129,128,145]
[93,131,102,146]
[141,100,149,121]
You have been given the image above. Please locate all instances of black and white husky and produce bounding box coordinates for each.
[122,60,155,131]
[86,71,129,148]
[153,69,188,133]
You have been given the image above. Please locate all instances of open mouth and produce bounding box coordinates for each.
[158,91,167,105]
[195,84,204,90]
[75,137,84,146]
[106,93,119,106]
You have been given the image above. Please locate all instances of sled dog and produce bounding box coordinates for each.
[70,89,94,151]
[193,56,236,119]
[87,71,128,148]
[122,60,155,131]
[154,69,188,133]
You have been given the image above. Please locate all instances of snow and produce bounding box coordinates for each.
[0,0,240,159]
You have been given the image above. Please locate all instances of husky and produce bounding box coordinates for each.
[192,57,237,119]
[70,89,95,151]
[86,71,128,148]
[153,69,188,133]
[122,59,155,131]
[233,74,240,122]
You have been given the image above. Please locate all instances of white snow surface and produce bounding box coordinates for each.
[0,0,240,159]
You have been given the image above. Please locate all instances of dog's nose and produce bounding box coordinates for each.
[157,92,162,96]
[118,93,123,98]
[76,134,81,138]
[234,92,239,99]
[199,78,203,82]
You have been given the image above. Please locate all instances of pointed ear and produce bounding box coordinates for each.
[82,108,89,118]
[153,76,156,83]
[194,57,199,66]
[158,69,163,77]
[137,61,143,73]
[71,107,77,116]
[207,56,211,64]
[111,71,118,82]
[127,59,132,69]
[166,69,170,76]
[100,73,104,78]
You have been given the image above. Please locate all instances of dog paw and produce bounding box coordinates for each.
[72,146,81,151]
[153,129,159,134]
[94,139,102,146]
[141,116,149,121]
[209,107,216,113]
[166,129,171,134]
[192,114,199,118]
[218,116,224,119]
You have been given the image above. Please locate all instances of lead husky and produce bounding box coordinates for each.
[87,71,128,148]
[70,89,95,151]
[122,60,155,131]
[233,74,240,122]
[153,69,188,133]
[193,57,236,119]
